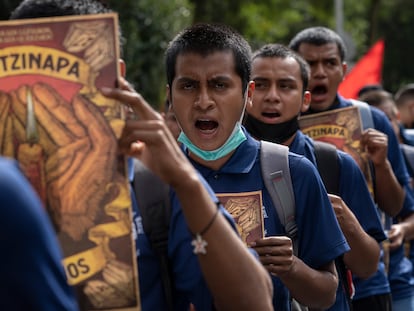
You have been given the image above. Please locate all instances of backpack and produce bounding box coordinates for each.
[132,159,174,311]
[132,140,347,311]
[261,140,353,311]
[350,99,374,130]
[261,139,340,248]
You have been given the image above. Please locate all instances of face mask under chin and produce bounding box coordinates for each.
[244,113,299,144]
[177,122,246,161]
[176,87,250,161]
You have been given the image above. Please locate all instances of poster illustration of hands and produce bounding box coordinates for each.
[0,13,140,311]
[298,106,374,196]
[216,191,264,245]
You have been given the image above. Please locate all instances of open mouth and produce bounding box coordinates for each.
[262,112,280,118]
[311,85,328,95]
[195,119,218,132]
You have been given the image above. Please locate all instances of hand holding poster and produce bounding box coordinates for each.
[0,13,140,311]
[298,106,374,196]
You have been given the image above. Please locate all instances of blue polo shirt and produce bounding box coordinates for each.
[290,131,388,309]
[0,158,79,311]
[189,132,349,311]
[128,158,244,311]
[388,187,414,301]
[398,136,414,282]
[316,94,414,301]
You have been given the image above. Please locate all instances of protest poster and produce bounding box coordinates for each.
[217,191,264,245]
[0,13,140,311]
[299,106,374,195]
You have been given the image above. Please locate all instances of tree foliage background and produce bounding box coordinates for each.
[1,0,413,108]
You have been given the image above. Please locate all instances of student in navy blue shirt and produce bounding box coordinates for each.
[244,43,387,311]
[10,1,274,311]
[159,23,349,311]
[360,89,414,309]
[290,26,414,311]
[289,27,408,219]
[107,81,273,311]
[0,157,79,311]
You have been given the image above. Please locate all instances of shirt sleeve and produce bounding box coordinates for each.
[338,151,387,242]
[0,158,79,311]
[289,154,350,268]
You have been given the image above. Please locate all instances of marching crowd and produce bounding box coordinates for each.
[3,0,414,310]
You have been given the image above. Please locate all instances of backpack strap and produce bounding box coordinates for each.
[349,99,374,130]
[260,140,298,255]
[313,141,354,308]
[260,142,309,311]
[132,159,174,311]
[349,98,377,198]
[313,141,340,195]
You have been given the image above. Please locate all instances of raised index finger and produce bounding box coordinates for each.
[100,77,162,122]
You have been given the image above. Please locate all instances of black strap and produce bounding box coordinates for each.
[132,159,174,311]
[313,141,353,310]
[313,141,340,195]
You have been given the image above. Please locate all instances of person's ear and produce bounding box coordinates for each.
[246,80,255,109]
[166,84,171,104]
[161,111,167,120]
[341,62,348,79]
[119,59,126,77]
[301,91,311,113]
[396,109,402,121]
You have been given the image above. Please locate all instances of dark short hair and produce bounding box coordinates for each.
[11,0,110,19]
[165,23,252,94]
[252,43,310,92]
[395,83,414,107]
[359,89,393,107]
[289,26,347,62]
[357,84,383,98]
[360,89,398,119]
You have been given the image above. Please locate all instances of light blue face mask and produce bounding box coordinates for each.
[177,122,246,161]
[177,88,249,162]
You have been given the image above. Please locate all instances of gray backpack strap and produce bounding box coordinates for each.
[260,141,298,255]
[260,142,309,311]
[350,99,374,130]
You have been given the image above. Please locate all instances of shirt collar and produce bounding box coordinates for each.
[188,127,259,174]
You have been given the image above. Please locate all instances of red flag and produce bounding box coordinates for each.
[338,39,384,99]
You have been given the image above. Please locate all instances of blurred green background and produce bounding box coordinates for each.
[1,0,412,109]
